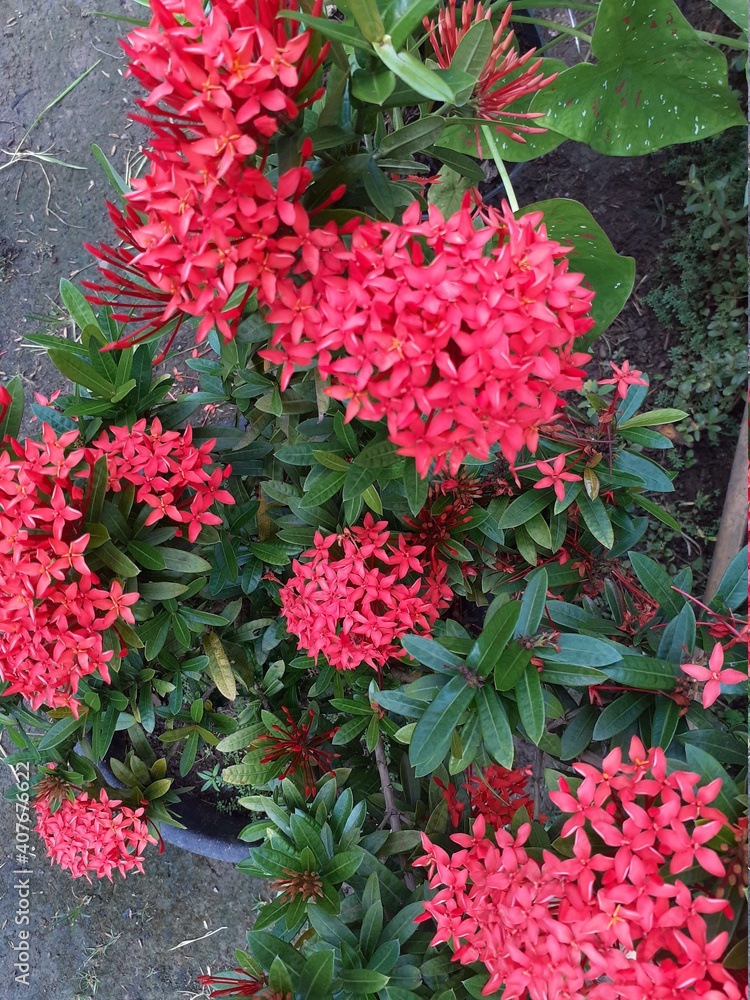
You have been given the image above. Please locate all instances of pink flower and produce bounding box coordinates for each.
[599,359,648,399]
[280,515,452,671]
[681,642,747,708]
[34,787,157,881]
[533,453,582,501]
[262,197,594,475]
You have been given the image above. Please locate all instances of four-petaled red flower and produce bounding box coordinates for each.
[533,453,582,501]
[680,641,747,709]
[599,359,648,399]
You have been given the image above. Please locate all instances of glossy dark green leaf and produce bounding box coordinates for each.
[299,949,335,1000]
[403,457,429,515]
[577,492,614,549]
[657,603,696,663]
[515,569,548,638]
[410,676,475,776]
[466,601,521,676]
[376,115,446,159]
[476,687,513,766]
[401,636,464,672]
[499,490,551,529]
[540,634,622,667]
[515,665,545,744]
[592,692,651,741]
[629,551,684,619]
[649,697,681,750]
[560,703,598,759]
[678,730,747,766]
[604,654,677,691]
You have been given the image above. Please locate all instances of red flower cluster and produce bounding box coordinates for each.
[84,0,333,350]
[262,198,594,475]
[280,514,452,671]
[0,426,137,715]
[425,1,556,146]
[34,787,157,881]
[437,764,537,828]
[91,417,234,543]
[256,707,338,798]
[415,738,745,999]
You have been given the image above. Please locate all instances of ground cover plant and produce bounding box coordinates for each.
[0,1,747,998]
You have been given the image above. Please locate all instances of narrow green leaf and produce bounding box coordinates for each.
[466,601,521,676]
[410,676,475,776]
[515,665,545,744]
[592,692,651,741]
[476,687,513,767]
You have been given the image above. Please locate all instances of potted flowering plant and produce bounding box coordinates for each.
[0,0,747,996]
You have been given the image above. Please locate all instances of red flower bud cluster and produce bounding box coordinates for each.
[262,198,594,475]
[0,426,138,715]
[415,737,746,999]
[280,514,453,671]
[34,786,157,881]
[436,764,538,829]
[91,417,234,543]
[84,0,335,350]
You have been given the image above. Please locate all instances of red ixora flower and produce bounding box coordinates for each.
[196,969,266,997]
[533,452,582,502]
[83,0,334,357]
[256,707,339,798]
[34,786,157,881]
[425,1,556,149]
[279,515,453,671]
[599,359,648,399]
[262,196,594,476]
[680,641,747,709]
[414,736,745,999]
[0,424,138,715]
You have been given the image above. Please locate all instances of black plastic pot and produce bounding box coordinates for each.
[92,752,250,864]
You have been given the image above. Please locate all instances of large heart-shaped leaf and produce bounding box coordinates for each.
[530,0,745,155]
[517,199,635,343]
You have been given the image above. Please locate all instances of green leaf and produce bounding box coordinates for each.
[401,635,464,672]
[410,676,475,776]
[353,439,398,469]
[378,901,424,947]
[628,551,684,619]
[515,665,545,744]
[592,692,651,741]
[540,634,622,667]
[60,277,99,332]
[632,496,681,532]
[707,0,746,30]
[38,714,81,751]
[158,547,213,574]
[347,0,385,43]
[97,541,140,578]
[712,545,748,610]
[277,10,371,50]
[658,603,696,664]
[0,375,24,439]
[499,490,551,528]
[403,457,429,515]
[382,0,440,48]
[48,349,115,398]
[352,67,397,105]
[515,569,548,637]
[618,407,688,429]
[476,687,513,766]
[375,39,455,102]
[203,632,237,701]
[577,492,614,548]
[427,144,485,183]
[375,690,426,717]
[324,849,363,883]
[560,704,597,759]
[678,730,747,766]
[376,115,446,159]
[301,471,347,509]
[532,0,745,155]
[518,198,635,343]
[299,949,335,1000]
[493,643,532,692]
[467,601,521,677]
[450,19,493,82]
[540,663,609,687]
[139,581,187,600]
[615,450,675,493]
[338,969,390,994]
[649,697,681,750]
[604,654,676,691]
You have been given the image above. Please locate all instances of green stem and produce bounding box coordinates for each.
[491,0,599,11]
[481,125,518,213]
[696,29,748,50]
[511,13,593,43]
